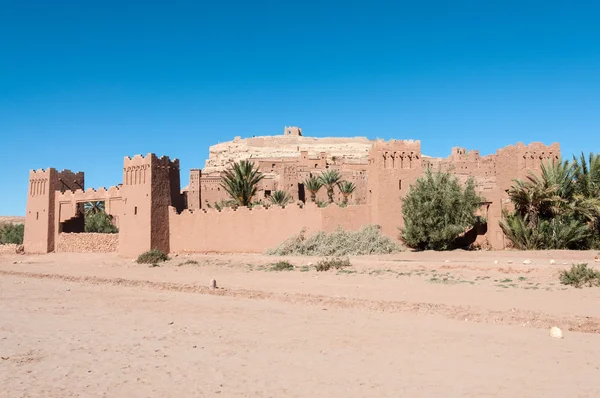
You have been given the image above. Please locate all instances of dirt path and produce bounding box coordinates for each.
[2,251,600,396]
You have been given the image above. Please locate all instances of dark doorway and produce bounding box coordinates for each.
[298,183,306,203]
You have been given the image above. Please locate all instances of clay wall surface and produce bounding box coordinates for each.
[119,155,154,257]
[169,204,371,253]
[24,125,561,256]
[24,169,58,253]
[367,140,423,239]
[0,244,18,255]
[56,233,118,253]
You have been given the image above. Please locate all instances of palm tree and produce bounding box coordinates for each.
[573,152,600,198]
[84,201,105,216]
[318,170,341,203]
[304,176,322,203]
[269,190,292,206]
[337,181,356,205]
[221,160,265,207]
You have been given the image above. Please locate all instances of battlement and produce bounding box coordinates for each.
[56,185,122,201]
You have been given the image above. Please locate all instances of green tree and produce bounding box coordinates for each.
[337,181,356,205]
[220,160,265,207]
[318,170,342,203]
[400,170,482,250]
[304,176,323,203]
[269,190,292,206]
[0,223,24,244]
[85,212,118,233]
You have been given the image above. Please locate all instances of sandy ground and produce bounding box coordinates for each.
[2,250,600,397]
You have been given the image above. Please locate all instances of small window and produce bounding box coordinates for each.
[272,163,276,168]
[265,190,272,198]
[36,212,39,220]
[315,164,318,168]
[134,206,138,215]
[399,180,402,190]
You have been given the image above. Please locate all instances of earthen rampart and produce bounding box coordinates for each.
[169,203,371,253]
[23,126,560,256]
[56,233,118,253]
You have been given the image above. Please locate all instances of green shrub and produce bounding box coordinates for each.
[267,225,402,256]
[500,213,591,250]
[559,263,600,288]
[137,249,169,264]
[0,223,24,245]
[400,170,482,250]
[85,212,118,233]
[501,158,600,250]
[315,257,352,272]
[269,260,294,271]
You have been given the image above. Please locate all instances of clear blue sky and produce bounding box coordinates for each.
[1,1,599,215]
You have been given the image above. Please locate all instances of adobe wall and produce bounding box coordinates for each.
[24,169,59,253]
[169,203,371,253]
[367,140,423,239]
[118,154,178,257]
[56,233,118,253]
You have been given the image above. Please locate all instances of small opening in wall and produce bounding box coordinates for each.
[36,212,39,220]
[134,206,138,215]
[399,180,402,190]
[264,190,272,198]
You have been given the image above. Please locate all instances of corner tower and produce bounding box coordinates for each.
[119,154,180,257]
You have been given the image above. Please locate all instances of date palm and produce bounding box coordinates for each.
[337,181,356,205]
[221,160,265,207]
[318,170,341,203]
[269,190,292,206]
[303,176,322,203]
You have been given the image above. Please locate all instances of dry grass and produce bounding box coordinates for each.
[267,225,403,256]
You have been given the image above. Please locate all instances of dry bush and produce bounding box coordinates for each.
[269,260,294,271]
[267,225,402,256]
[559,263,600,288]
[137,249,169,264]
[315,257,352,272]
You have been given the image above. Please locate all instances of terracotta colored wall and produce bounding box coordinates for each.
[169,203,371,253]
[24,138,561,257]
[24,169,58,253]
[56,233,118,253]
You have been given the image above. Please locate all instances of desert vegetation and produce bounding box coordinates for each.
[315,257,352,271]
[500,154,600,250]
[83,202,118,234]
[136,249,169,264]
[221,160,265,207]
[400,170,483,250]
[0,222,24,245]
[267,224,402,256]
[559,263,600,288]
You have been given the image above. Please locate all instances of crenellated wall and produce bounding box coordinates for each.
[23,126,561,256]
[169,203,371,253]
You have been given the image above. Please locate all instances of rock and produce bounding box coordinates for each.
[444,260,450,263]
[507,260,513,264]
[523,259,532,265]
[210,279,217,289]
[550,326,563,339]
[494,260,499,265]
[594,255,599,262]
[15,245,24,254]
[549,259,556,265]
